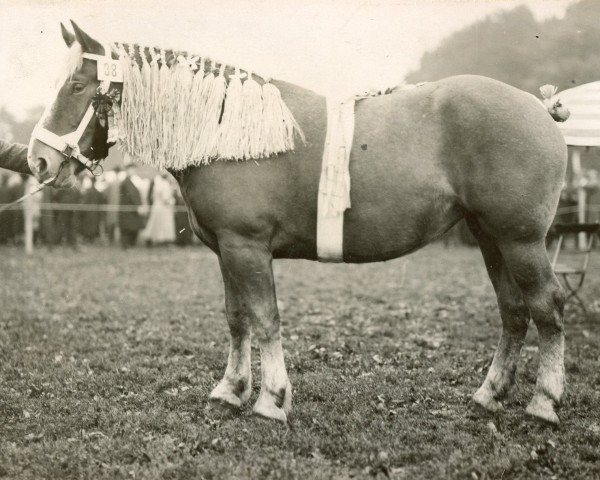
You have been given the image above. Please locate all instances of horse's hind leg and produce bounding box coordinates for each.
[500,240,565,424]
[470,222,530,412]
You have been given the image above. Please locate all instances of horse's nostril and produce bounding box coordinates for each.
[35,157,48,175]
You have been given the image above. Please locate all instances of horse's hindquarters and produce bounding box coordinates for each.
[343,76,567,262]
[436,75,567,244]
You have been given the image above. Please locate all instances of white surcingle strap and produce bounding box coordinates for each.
[317,97,355,262]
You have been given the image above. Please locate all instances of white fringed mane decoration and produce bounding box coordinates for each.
[112,43,304,169]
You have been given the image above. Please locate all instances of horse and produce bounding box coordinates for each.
[28,21,568,425]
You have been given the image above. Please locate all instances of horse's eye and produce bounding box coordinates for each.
[72,83,86,94]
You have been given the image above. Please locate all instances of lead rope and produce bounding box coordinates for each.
[0,161,67,214]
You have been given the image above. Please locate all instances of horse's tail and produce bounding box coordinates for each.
[539,84,570,122]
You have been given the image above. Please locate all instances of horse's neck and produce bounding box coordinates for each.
[114,40,319,165]
[276,78,320,98]
[116,41,320,99]
[271,79,323,127]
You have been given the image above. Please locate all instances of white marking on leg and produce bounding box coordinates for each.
[210,335,252,406]
[260,337,289,407]
[253,334,291,423]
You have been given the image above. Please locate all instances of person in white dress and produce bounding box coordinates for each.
[141,172,176,245]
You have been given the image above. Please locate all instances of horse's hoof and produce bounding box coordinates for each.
[209,388,243,407]
[252,397,288,424]
[206,397,242,419]
[525,395,560,426]
[472,389,504,414]
[209,379,250,408]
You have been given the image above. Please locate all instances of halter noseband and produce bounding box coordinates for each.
[31,43,119,175]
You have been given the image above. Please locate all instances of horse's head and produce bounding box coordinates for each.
[28,21,116,188]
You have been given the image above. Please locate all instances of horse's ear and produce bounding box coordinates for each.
[61,23,75,47]
[70,20,103,53]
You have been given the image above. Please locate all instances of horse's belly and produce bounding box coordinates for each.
[340,93,461,263]
[342,184,463,263]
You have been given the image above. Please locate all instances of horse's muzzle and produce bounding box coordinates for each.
[30,156,49,179]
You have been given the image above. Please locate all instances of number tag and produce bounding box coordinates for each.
[97,59,123,83]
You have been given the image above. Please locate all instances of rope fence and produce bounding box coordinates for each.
[0,203,595,214]
[0,201,193,254]
[0,203,190,212]
[556,205,600,215]
[3,202,600,255]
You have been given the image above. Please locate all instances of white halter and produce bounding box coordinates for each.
[30,44,118,172]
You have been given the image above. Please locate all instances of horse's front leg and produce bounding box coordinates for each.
[209,258,253,410]
[218,236,291,423]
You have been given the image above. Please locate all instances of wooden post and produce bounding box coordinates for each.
[22,177,41,255]
[571,148,587,250]
[23,193,34,255]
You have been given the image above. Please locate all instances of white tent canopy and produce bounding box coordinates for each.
[552,81,600,248]
[555,81,600,147]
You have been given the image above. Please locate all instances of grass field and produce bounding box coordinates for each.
[1,243,599,479]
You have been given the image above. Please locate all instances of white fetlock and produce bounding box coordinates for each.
[472,385,504,413]
[252,382,292,424]
[526,394,559,425]
[209,378,251,409]
[253,394,288,423]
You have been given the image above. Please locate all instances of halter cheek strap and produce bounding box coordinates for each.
[31,43,116,174]
[31,104,98,170]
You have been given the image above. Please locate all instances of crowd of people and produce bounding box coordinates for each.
[0,164,195,249]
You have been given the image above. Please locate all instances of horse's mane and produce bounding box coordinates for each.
[56,43,84,88]
[66,42,304,170]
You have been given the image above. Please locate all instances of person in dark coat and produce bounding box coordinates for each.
[104,167,122,244]
[38,186,56,247]
[0,139,32,175]
[78,176,105,242]
[53,181,81,247]
[0,174,12,243]
[118,164,144,248]
[6,173,26,243]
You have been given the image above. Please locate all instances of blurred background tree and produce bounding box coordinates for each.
[406,0,600,94]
